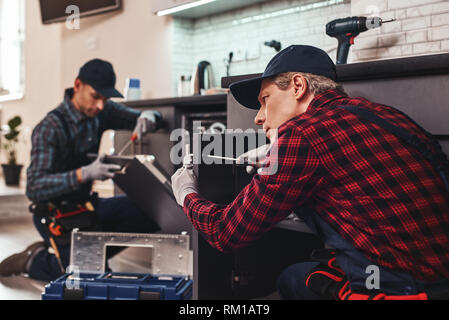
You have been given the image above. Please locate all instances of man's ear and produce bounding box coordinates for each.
[73,78,83,93]
[292,74,308,100]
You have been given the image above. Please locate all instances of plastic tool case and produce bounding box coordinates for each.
[42,230,193,300]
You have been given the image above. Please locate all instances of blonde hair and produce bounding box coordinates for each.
[272,72,346,95]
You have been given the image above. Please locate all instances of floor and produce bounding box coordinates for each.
[0,179,178,300]
[0,217,46,300]
[0,179,124,300]
[0,181,279,300]
[0,216,155,300]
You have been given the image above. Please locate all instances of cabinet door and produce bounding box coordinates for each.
[151,0,196,14]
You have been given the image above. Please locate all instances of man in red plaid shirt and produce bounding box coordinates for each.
[172,45,449,300]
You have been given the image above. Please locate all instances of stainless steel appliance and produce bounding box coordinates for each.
[191,61,215,95]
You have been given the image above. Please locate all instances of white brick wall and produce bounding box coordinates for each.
[388,0,442,10]
[352,0,449,61]
[171,0,351,95]
[171,0,449,94]
[442,39,449,50]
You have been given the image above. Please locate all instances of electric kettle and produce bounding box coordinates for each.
[191,61,215,95]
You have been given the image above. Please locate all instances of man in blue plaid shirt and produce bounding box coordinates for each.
[0,59,161,281]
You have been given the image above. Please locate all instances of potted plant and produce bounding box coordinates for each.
[1,116,23,186]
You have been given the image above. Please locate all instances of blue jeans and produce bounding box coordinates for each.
[277,208,425,300]
[28,195,159,281]
[277,262,323,300]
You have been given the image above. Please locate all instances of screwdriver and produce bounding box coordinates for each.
[117,132,138,156]
[49,236,65,274]
[207,154,264,168]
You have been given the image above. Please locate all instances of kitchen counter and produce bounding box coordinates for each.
[221,52,449,87]
[123,93,227,109]
[223,52,449,155]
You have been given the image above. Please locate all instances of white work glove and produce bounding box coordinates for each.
[236,144,271,174]
[171,154,198,207]
[81,154,121,183]
[134,111,162,141]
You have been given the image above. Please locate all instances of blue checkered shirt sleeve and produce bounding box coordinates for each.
[26,118,80,202]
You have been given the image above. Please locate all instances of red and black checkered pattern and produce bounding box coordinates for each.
[184,89,449,282]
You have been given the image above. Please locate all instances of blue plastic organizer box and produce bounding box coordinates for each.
[42,272,193,300]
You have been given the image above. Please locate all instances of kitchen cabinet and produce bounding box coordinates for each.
[115,94,227,236]
[152,0,193,14]
[151,0,271,18]
[115,94,320,299]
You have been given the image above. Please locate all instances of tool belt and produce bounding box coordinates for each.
[305,249,449,300]
[29,198,98,246]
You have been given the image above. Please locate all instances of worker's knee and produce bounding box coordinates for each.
[277,262,322,300]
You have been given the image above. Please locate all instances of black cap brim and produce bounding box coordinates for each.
[229,76,268,110]
[93,86,124,99]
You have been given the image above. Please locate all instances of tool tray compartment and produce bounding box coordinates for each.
[42,230,192,300]
[42,272,193,300]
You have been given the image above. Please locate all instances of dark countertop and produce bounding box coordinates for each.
[123,93,227,109]
[121,53,449,109]
[221,52,449,87]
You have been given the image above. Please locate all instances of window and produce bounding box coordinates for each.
[0,0,25,102]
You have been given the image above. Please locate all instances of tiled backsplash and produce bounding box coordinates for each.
[171,0,351,95]
[351,0,449,62]
[171,0,449,95]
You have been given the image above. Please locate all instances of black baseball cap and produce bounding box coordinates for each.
[229,45,337,109]
[77,59,124,98]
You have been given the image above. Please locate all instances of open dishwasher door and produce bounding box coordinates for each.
[88,154,193,236]
[114,155,192,236]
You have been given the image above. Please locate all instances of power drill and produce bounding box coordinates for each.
[326,16,395,64]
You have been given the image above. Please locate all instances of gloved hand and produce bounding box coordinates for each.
[171,163,198,207]
[236,144,271,174]
[81,155,121,183]
[134,111,162,141]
